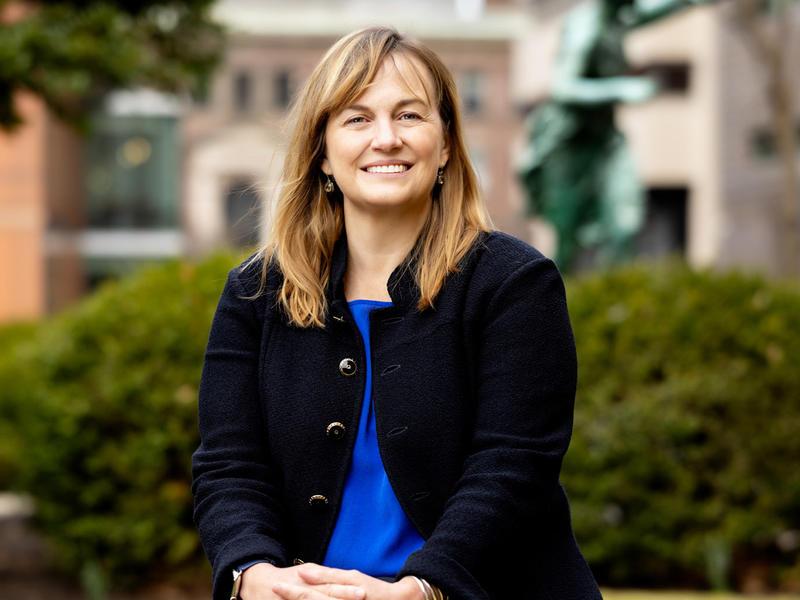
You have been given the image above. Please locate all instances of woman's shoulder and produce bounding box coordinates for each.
[456,229,565,311]
[227,248,282,302]
[459,231,567,322]
[470,229,555,279]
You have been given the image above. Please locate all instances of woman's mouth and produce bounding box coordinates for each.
[362,164,413,174]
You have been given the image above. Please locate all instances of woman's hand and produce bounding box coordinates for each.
[270,563,424,600]
[240,562,368,600]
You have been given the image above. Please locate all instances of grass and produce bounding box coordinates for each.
[602,591,800,599]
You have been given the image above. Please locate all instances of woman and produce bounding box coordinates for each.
[191,26,601,600]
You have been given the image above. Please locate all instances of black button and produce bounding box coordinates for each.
[308,494,329,507]
[293,557,305,565]
[326,421,346,440]
[339,357,357,376]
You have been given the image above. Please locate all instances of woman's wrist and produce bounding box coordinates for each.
[395,575,426,600]
[418,576,447,600]
[238,562,278,596]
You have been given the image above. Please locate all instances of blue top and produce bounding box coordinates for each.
[322,299,425,576]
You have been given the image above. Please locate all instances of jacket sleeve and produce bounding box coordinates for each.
[191,266,290,600]
[396,256,577,600]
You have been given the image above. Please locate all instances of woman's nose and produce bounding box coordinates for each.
[370,118,402,151]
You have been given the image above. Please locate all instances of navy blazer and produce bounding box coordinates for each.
[191,229,602,600]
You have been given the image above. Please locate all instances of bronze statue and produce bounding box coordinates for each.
[518,0,713,272]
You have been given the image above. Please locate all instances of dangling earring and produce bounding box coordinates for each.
[324,174,335,193]
[437,167,445,185]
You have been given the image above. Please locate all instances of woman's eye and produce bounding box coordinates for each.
[400,113,421,120]
[346,116,366,124]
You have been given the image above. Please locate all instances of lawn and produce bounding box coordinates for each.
[603,591,800,599]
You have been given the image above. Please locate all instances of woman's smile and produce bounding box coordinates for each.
[361,162,414,176]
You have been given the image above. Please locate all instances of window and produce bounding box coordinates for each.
[460,70,484,115]
[85,114,179,229]
[750,121,800,160]
[752,127,776,158]
[629,63,690,94]
[233,71,252,113]
[191,74,211,107]
[633,187,687,258]
[224,178,261,248]
[273,68,294,109]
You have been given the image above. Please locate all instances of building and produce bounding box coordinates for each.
[0,1,85,320]
[0,91,84,321]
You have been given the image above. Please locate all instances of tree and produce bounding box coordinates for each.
[0,0,225,131]
[729,0,800,276]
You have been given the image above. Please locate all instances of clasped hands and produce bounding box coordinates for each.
[240,561,424,600]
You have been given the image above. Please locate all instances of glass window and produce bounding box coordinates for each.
[234,71,252,113]
[751,127,776,158]
[273,68,294,109]
[192,74,211,107]
[630,62,690,94]
[750,121,800,160]
[461,70,484,115]
[85,114,179,229]
[634,187,687,258]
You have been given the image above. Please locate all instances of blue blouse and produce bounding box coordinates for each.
[322,299,425,576]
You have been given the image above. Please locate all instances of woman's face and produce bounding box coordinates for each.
[321,53,450,215]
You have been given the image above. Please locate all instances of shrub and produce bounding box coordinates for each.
[0,320,41,488]
[563,260,800,591]
[3,251,242,590]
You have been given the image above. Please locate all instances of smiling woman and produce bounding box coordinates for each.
[191,26,602,600]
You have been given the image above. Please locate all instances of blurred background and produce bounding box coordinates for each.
[1,0,799,598]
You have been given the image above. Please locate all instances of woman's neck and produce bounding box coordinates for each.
[342,201,429,302]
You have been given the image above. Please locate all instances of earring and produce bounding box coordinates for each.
[324,175,335,193]
[437,167,445,185]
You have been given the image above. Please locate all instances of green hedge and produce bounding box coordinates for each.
[0,252,241,590]
[563,260,800,591]
[0,320,40,488]
[0,255,799,592]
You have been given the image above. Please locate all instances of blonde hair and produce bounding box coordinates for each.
[242,26,494,327]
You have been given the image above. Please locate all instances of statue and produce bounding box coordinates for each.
[517,0,713,272]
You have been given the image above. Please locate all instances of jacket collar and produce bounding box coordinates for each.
[326,227,420,317]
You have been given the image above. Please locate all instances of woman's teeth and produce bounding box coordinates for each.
[365,164,410,173]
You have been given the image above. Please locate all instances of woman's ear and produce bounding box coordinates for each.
[321,157,331,175]
[439,149,450,170]
[439,135,450,169]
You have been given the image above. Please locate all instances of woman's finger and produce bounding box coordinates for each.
[272,581,318,600]
[272,581,364,600]
[311,583,366,599]
[297,565,362,585]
